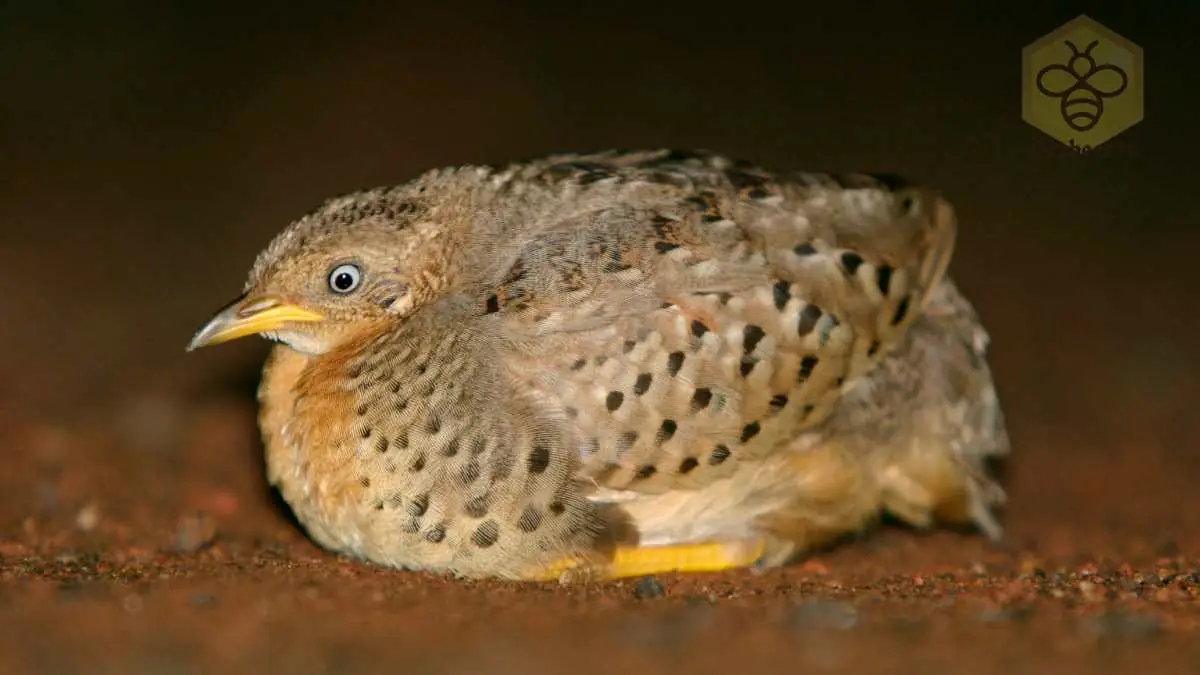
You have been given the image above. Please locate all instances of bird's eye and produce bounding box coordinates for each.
[328,264,362,294]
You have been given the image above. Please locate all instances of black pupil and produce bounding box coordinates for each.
[334,271,355,290]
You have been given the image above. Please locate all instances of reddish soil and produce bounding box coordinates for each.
[4,5,1198,673]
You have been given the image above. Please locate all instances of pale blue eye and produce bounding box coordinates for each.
[328,264,362,293]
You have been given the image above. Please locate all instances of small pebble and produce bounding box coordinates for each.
[1079,580,1104,602]
[74,502,100,532]
[172,511,217,553]
[633,576,665,599]
[799,560,830,574]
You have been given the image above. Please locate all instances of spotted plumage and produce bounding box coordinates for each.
[190,149,1008,581]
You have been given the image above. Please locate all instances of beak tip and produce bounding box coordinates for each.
[184,295,321,354]
[185,331,209,352]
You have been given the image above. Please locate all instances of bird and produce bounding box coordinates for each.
[187,149,1009,582]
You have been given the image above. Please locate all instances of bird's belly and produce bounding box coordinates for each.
[584,428,884,561]
[585,448,815,547]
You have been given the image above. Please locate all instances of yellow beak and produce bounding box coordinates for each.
[187,294,323,351]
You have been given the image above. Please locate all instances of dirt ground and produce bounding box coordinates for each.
[4,4,1198,674]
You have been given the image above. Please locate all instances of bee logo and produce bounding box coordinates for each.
[1022,15,1143,152]
[1035,39,1129,132]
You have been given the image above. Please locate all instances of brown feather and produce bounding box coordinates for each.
[232,149,1007,578]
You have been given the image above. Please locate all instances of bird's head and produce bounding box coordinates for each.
[187,178,471,356]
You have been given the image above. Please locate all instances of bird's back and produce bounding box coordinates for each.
[473,150,958,497]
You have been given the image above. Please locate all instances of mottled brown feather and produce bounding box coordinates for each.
[232,149,1007,579]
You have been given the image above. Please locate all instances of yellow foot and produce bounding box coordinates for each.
[535,539,767,583]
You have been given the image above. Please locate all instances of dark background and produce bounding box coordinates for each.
[3,2,1195,419]
[2,3,1199,672]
